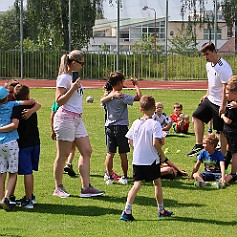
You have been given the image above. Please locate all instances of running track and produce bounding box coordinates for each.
[0,79,207,90]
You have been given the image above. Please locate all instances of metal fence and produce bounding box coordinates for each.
[0,50,236,80]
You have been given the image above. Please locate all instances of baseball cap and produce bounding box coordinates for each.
[0,86,8,100]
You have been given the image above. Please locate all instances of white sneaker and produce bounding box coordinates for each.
[119,176,128,185]
[106,178,114,185]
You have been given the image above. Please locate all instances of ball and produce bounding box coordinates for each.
[86,96,94,103]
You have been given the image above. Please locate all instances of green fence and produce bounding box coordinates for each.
[0,50,236,80]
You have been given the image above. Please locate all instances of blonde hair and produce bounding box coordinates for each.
[155,101,163,109]
[58,50,84,75]
[203,133,219,148]
[227,75,237,92]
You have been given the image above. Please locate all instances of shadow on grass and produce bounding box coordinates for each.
[158,216,237,226]
[14,203,121,216]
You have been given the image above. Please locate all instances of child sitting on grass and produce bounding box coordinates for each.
[191,134,226,189]
[170,102,189,133]
[120,95,173,221]
[152,101,172,137]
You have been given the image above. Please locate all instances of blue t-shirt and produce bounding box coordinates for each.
[0,101,21,144]
[197,149,224,173]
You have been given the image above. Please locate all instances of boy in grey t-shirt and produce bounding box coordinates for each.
[101,71,142,185]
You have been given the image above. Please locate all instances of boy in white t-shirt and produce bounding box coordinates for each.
[120,95,173,221]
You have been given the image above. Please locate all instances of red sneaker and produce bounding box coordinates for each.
[112,171,121,181]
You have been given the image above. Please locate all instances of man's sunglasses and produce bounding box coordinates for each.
[74,60,85,66]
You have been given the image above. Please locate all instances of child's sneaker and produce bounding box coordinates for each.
[118,176,128,185]
[111,171,121,181]
[19,198,34,209]
[212,181,226,189]
[158,209,173,218]
[53,184,70,198]
[120,211,135,221]
[194,181,205,188]
[80,185,104,198]
[106,177,114,185]
[64,163,76,177]
[32,194,36,205]
[1,198,11,210]
[9,195,16,206]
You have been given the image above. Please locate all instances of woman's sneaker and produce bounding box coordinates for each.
[17,197,34,209]
[120,211,135,221]
[158,209,174,218]
[80,185,104,198]
[53,184,70,198]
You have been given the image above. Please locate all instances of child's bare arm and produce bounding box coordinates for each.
[100,91,123,103]
[0,118,19,132]
[131,78,142,101]
[191,161,201,178]
[221,113,232,124]
[153,137,166,162]
[20,98,36,105]
[219,161,226,183]
[22,102,41,120]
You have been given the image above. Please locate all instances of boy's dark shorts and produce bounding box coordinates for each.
[192,97,224,132]
[200,171,221,181]
[133,161,161,182]
[106,125,130,154]
[225,134,237,153]
[18,145,40,175]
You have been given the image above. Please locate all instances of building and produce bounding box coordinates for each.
[88,0,229,52]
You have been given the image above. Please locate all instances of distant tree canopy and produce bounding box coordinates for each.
[0,0,103,50]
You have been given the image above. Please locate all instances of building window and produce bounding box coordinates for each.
[203,28,222,40]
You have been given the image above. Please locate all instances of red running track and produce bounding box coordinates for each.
[0,79,207,90]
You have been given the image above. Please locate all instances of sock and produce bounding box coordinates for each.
[158,203,164,212]
[124,203,132,214]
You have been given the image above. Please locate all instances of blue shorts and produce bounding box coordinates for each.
[18,145,40,175]
[200,171,221,181]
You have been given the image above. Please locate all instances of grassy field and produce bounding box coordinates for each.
[1,88,237,237]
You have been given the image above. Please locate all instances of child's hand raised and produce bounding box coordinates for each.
[131,77,138,86]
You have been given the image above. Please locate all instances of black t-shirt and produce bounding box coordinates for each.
[12,104,40,148]
[223,105,237,137]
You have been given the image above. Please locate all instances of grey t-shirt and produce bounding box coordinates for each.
[105,94,134,126]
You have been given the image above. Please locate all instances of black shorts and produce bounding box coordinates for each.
[106,125,130,154]
[192,97,224,131]
[225,134,237,153]
[133,161,161,182]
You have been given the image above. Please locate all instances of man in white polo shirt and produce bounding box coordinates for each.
[187,42,233,157]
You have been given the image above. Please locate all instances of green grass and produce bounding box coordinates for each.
[1,88,237,237]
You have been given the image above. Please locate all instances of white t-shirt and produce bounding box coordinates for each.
[152,112,172,128]
[126,118,163,165]
[207,58,232,106]
[56,73,83,114]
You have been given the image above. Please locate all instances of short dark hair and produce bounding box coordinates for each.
[14,84,30,100]
[140,95,155,111]
[200,42,216,53]
[108,71,125,87]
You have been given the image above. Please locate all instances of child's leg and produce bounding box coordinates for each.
[119,153,128,177]
[230,153,237,174]
[124,181,142,214]
[24,174,33,200]
[153,178,163,209]
[105,152,115,176]
[0,173,7,200]
[193,172,205,182]
[5,173,17,198]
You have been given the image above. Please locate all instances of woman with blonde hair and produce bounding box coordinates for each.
[53,50,104,198]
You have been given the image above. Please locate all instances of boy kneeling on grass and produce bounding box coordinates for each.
[191,133,226,189]
[120,95,173,221]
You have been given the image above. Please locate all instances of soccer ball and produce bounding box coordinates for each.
[86,96,94,103]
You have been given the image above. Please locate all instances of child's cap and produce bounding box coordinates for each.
[0,86,8,100]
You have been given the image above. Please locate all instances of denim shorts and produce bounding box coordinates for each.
[18,145,40,175]
[200,171,222,181]
[53,107,88,142]
[0,140,19,174]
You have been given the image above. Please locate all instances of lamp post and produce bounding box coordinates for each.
[116,0,120,71]
[142,6,157,52]
[69,0,72,52]
[214,0,218,48]
[20,0,24,79]
[165,0,168,80]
